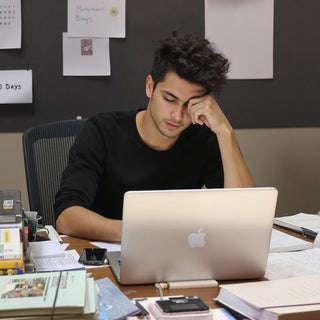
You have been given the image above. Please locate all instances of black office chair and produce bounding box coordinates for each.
[22,118,87,227]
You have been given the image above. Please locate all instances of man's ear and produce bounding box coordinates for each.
[146,75,154,98]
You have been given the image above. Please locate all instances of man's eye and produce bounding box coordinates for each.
[164,97,175,103]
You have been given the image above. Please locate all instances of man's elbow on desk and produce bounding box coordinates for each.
[55,206,97,238]
[56,206,122,242]
[55,206,79,235]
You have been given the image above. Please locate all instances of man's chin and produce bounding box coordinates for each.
[159,128,183,139]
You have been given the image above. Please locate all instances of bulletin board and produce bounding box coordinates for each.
[0,0,319,132]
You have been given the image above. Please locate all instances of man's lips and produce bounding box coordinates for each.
[164,121,180,129]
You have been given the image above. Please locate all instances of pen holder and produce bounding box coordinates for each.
[24,211,42,242]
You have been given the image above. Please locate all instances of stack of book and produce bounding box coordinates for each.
[215,274,320,319]
[0,269,99,319]
[0,190,26,276]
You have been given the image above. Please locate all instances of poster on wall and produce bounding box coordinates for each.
[0,0,21,49]
[205,0,274,79]
[0,70,33,103]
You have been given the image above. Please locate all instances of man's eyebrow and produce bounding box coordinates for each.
[162,90,207,105]
[162,90,179,100]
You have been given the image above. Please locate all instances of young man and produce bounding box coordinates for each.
[54,33,254,241]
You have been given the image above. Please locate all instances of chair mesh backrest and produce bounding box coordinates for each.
[23,119,86,227]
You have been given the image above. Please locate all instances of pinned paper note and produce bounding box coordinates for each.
[0,70,32,103]
[205,0,274,79]
[67,0,125,38]
[63,33,111,76]
[0,0,21,49]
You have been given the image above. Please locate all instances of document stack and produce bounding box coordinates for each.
[215,274,320,319]
[0,190,26,275]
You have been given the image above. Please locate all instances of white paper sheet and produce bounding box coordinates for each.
[68,0,125,38]
[205,0,274,79]
[0,70,32,103]
[63,33,111,76]
[29,240,66,258]
[90,241,121,252]
[0,0,21,49]
[269,229,313,253]
[266,248,320,280]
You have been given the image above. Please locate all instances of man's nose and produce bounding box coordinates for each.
[171,104,186,122]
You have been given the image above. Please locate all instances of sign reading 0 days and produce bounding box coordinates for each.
[0,70,33,104]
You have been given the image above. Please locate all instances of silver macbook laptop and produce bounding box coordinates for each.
[107,187,278,285]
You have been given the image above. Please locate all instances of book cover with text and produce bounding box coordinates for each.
[0,270,87,317]
[0,228,21,260]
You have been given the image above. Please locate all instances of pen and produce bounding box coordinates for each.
[156,279,218,289]
[135,299,150,319]
[301,227,317,240]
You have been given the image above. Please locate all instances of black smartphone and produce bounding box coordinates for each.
[155,296,209,313]
[78,248,107,265]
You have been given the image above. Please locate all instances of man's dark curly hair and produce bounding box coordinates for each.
[150,32,230,94]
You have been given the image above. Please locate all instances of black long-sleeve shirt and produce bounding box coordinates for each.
[54,109,223,221]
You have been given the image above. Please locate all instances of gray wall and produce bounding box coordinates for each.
[1,129,319,216]
[0,0,320,131]
[0,1,319,216]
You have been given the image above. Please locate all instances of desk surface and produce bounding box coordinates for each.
[63,225,312,308]
[64,236,219,307]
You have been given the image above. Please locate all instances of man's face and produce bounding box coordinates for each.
[146,72,206,139]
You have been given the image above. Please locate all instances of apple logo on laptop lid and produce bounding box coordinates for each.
[188,227,206,248]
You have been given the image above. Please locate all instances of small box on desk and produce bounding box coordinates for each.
[0,190,23,228]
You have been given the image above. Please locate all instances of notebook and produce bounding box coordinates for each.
[107,187,278,285]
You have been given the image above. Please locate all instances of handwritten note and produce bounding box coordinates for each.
[68,0,125,37]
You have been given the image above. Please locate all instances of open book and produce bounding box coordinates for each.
[215,274,320,320]
[0,270,98,318]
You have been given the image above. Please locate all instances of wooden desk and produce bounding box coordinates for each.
[63,236,255,308]
[63,226,314,309]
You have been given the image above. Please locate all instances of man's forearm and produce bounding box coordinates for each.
[56,206,122,242]
[217,129,255,188]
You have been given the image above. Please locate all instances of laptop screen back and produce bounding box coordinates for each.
[112,187,278,285]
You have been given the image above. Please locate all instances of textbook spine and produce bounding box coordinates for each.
[0,267,24,275]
